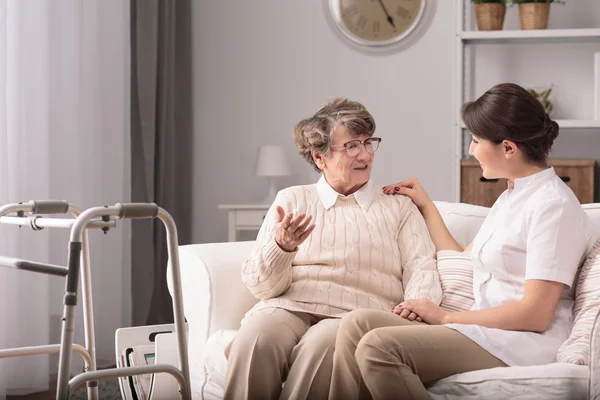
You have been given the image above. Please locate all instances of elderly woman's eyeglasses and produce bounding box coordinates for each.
[330,137,382,157]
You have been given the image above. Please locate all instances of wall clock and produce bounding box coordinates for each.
[328,0,427,48]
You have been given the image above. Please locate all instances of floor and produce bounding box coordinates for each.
[7,374,121,400]
[6,375,57,400]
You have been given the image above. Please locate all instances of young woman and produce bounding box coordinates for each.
[329,83,598,400]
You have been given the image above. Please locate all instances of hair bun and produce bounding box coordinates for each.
[544,114,559,144]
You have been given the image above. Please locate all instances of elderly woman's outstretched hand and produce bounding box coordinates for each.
[274,206,316,252]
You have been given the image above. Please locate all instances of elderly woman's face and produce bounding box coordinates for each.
[319,125,374,193]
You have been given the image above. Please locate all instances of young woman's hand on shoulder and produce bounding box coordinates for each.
[383,178,433,210]
[384,178,463,252]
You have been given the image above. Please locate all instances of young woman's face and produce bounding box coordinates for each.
[468,134,507,179]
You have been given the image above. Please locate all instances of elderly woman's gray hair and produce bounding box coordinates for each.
[293,98,376,172]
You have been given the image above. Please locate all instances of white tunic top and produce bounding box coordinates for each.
[445,168,597,366]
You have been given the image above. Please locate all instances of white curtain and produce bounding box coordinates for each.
[0,1,130,397]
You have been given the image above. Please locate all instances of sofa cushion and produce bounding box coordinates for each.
[204,329,589,400]
[583,203,600,228]
[427,363,588,400]
[204,329,237,390]
[437,250,475,312]
[556,239,600,365]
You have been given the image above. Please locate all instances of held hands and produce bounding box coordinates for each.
[395,299,450,325]
[274,206,316,252]
[382,178,433,209]
[392,304,422,322]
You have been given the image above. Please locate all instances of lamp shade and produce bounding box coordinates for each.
[255,145,291,177]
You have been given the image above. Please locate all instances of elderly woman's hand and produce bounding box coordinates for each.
[382,178,433,209]
[274,206,316,252]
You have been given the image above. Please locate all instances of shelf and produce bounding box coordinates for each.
[555,120,600,128]
[460,120,600,129]
[461,158,596,167]
[461,28,600,44]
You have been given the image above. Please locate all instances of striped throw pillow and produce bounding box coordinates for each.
[556,240,600,365]
[436,250,475,313]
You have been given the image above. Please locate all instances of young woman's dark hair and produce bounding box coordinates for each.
[461,83,559,163]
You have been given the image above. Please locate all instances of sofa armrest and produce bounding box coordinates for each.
[590,309,600,400]
[166,241,259,346]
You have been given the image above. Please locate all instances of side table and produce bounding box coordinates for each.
[218,204,270,242]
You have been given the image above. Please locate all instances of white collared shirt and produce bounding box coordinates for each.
[316,175,375,212]
[446,168,598,366]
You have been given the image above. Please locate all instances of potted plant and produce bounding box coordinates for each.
[512,0,565,30]
[472,0,507,31]
[527,84,554,115]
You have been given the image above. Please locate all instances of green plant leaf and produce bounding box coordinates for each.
[528,86,554,114]
[471,0,507,4]
[540,89,551,101]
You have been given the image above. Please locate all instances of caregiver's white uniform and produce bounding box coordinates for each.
[446,167,597,366]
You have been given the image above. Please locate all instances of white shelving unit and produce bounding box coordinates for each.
[460,120,600,129]
[461,28,600,44]
[454,1,600,201]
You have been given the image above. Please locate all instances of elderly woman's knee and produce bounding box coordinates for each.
[233,314,296,356]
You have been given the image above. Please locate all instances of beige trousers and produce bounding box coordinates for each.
[224,308,341,400]
[329,309,507,400]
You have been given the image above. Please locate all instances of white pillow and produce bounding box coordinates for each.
[556,239,600,365]
[436,250,475,313]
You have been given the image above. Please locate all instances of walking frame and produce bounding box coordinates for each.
[0,200,190,400]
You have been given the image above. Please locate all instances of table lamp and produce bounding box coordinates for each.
[255,145,291,204]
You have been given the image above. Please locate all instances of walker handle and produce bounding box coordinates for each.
[117,203,159,219]
[29,200,70,215]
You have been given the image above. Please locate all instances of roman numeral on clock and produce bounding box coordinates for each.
[396,6,409,18]
[373,20,380,34]
[356,15,367,29]
[343,4,357,17]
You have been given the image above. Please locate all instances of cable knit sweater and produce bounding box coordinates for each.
[242,177,442,320]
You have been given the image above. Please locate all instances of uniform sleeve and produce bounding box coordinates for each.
[241,191,296,300]
[525,198,588,288]
[398,201,443,304]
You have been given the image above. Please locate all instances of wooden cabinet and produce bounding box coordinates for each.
[461,159,596,207]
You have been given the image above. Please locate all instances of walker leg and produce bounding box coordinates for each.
[81,231,98,400]
[56,241,83,400]
[160,209,191,400]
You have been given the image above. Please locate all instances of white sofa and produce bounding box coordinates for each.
[168,201,600,400]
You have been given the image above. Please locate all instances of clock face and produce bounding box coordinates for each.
[329,0,426,47]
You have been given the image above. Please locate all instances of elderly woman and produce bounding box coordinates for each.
[223,98,442,400]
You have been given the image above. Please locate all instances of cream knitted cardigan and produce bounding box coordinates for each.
[242,180,442,319]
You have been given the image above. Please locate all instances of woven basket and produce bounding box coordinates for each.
[475,3,506,31]
[519,3,550,30]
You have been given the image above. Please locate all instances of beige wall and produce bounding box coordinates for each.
[191,0,455,243]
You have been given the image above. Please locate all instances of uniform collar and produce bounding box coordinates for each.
[316,175,375,211]
[513,167,556,191]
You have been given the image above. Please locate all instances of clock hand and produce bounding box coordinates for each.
[377,0,395,28]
